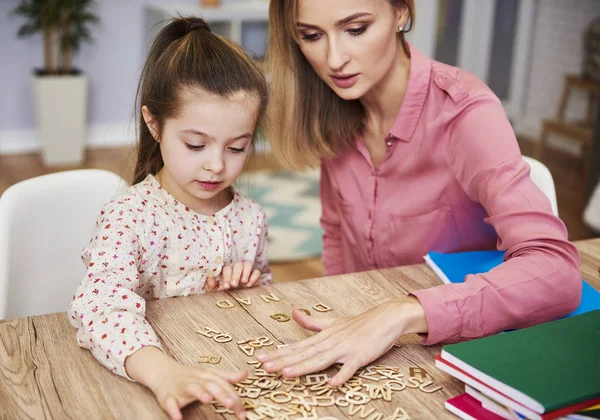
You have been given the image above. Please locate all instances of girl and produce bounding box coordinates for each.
[258,0,581,386]
[68,17,270,420]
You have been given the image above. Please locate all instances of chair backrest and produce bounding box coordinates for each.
[0,169,127,320]
[522,156,559,217]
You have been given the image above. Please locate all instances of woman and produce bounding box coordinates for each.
[257,0,581,386]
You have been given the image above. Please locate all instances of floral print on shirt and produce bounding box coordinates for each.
[68,174,271,379]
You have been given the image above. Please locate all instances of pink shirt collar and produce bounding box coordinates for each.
[389,44,432,143]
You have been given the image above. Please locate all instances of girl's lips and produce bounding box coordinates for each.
[197,181,222,191]
[331,74,360,88]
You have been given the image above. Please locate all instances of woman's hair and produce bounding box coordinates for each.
[133,17,268,184]
[266,0,415,169]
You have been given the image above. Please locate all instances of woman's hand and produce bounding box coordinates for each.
[205,260,261,292]
[256,297,428,386]
[125,347,247,420]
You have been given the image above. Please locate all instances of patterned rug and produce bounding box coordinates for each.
[236,169,323,262]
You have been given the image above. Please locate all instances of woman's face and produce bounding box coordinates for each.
[296,0,406,100]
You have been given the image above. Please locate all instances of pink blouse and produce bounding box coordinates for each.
[320,45,581,345]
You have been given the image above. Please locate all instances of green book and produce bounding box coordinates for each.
[441,310,600,414]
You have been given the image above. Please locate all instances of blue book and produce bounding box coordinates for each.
[424,250,600,318]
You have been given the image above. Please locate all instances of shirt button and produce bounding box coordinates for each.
[215,256,223,264]
[386,141,393,147]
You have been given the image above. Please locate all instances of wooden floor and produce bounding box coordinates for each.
[0,139,593,283]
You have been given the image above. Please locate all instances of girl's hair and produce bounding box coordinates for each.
[266,0,415,169]
[133,17,268,184]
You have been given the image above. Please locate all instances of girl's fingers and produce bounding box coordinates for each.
[205,276,217,292]
[246,269,261,287]
[213,369,248,384]
[231,262,244,287]
[220,266,232,290]
[164,395,182,420]
[240,260,254,284]
[185,383,214,405]
[202,377,245,417]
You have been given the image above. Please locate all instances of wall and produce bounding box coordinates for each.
[0,0,263,155]
[515,0,600,154]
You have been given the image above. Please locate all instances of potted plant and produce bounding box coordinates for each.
[10,0,100,166]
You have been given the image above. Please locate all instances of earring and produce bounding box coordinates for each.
[397,24,404,33]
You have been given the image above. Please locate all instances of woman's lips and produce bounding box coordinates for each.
[331,73,360,88]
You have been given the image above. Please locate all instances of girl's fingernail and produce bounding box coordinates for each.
[263,362,273,369]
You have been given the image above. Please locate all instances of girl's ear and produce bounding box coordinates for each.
[142,105,160,141]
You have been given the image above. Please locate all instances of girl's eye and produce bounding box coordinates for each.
[228,147,246,154]
[301,32,321,42]
[348,26,368,36]
[186,144,205,151]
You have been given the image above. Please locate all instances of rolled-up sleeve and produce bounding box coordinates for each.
[412,96,581,344]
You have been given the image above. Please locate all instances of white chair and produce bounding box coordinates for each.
[523,156,559,217]
[584,180,600,233]
[0,169,127,320]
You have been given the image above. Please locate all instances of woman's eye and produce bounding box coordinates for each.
[348,26,368,36]
[186,144,205,151]
[301,32,321,42]
[228,147,246,154]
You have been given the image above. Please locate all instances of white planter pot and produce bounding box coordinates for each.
[32,74,87,166]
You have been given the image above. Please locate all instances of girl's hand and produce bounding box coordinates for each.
[126,347,247,419]
[217,260,261,291]
[256,297,428,387]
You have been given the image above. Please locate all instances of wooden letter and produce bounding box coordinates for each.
[236,297,252,306]
[270,313,290,322]
[313,303,332,312]
[216,299,234,309]
[260,293,280,303]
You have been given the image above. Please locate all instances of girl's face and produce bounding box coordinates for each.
[144,89,259,214]
[296,0,406,100]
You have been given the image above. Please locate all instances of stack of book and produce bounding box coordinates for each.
[424,250,600,419]
[435,310,600,419]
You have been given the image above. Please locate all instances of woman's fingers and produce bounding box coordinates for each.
[291,309,336,332]
[280,347,342,378]
[330,358,362,386]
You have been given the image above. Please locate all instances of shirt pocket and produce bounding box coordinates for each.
[385,204,459,266]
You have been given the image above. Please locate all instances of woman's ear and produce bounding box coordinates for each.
[142,105,160,141]
[396,4,410,31]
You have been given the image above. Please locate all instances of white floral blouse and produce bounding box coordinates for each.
[68,174,271,379]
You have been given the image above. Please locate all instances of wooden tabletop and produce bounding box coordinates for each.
[1,239,599,419]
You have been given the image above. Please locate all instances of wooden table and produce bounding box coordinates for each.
[2,239,599,420]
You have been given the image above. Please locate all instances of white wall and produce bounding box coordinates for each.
[514,0,600,154]
[0,0,264,155]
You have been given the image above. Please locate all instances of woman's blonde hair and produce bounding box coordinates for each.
[266,0,415,169]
